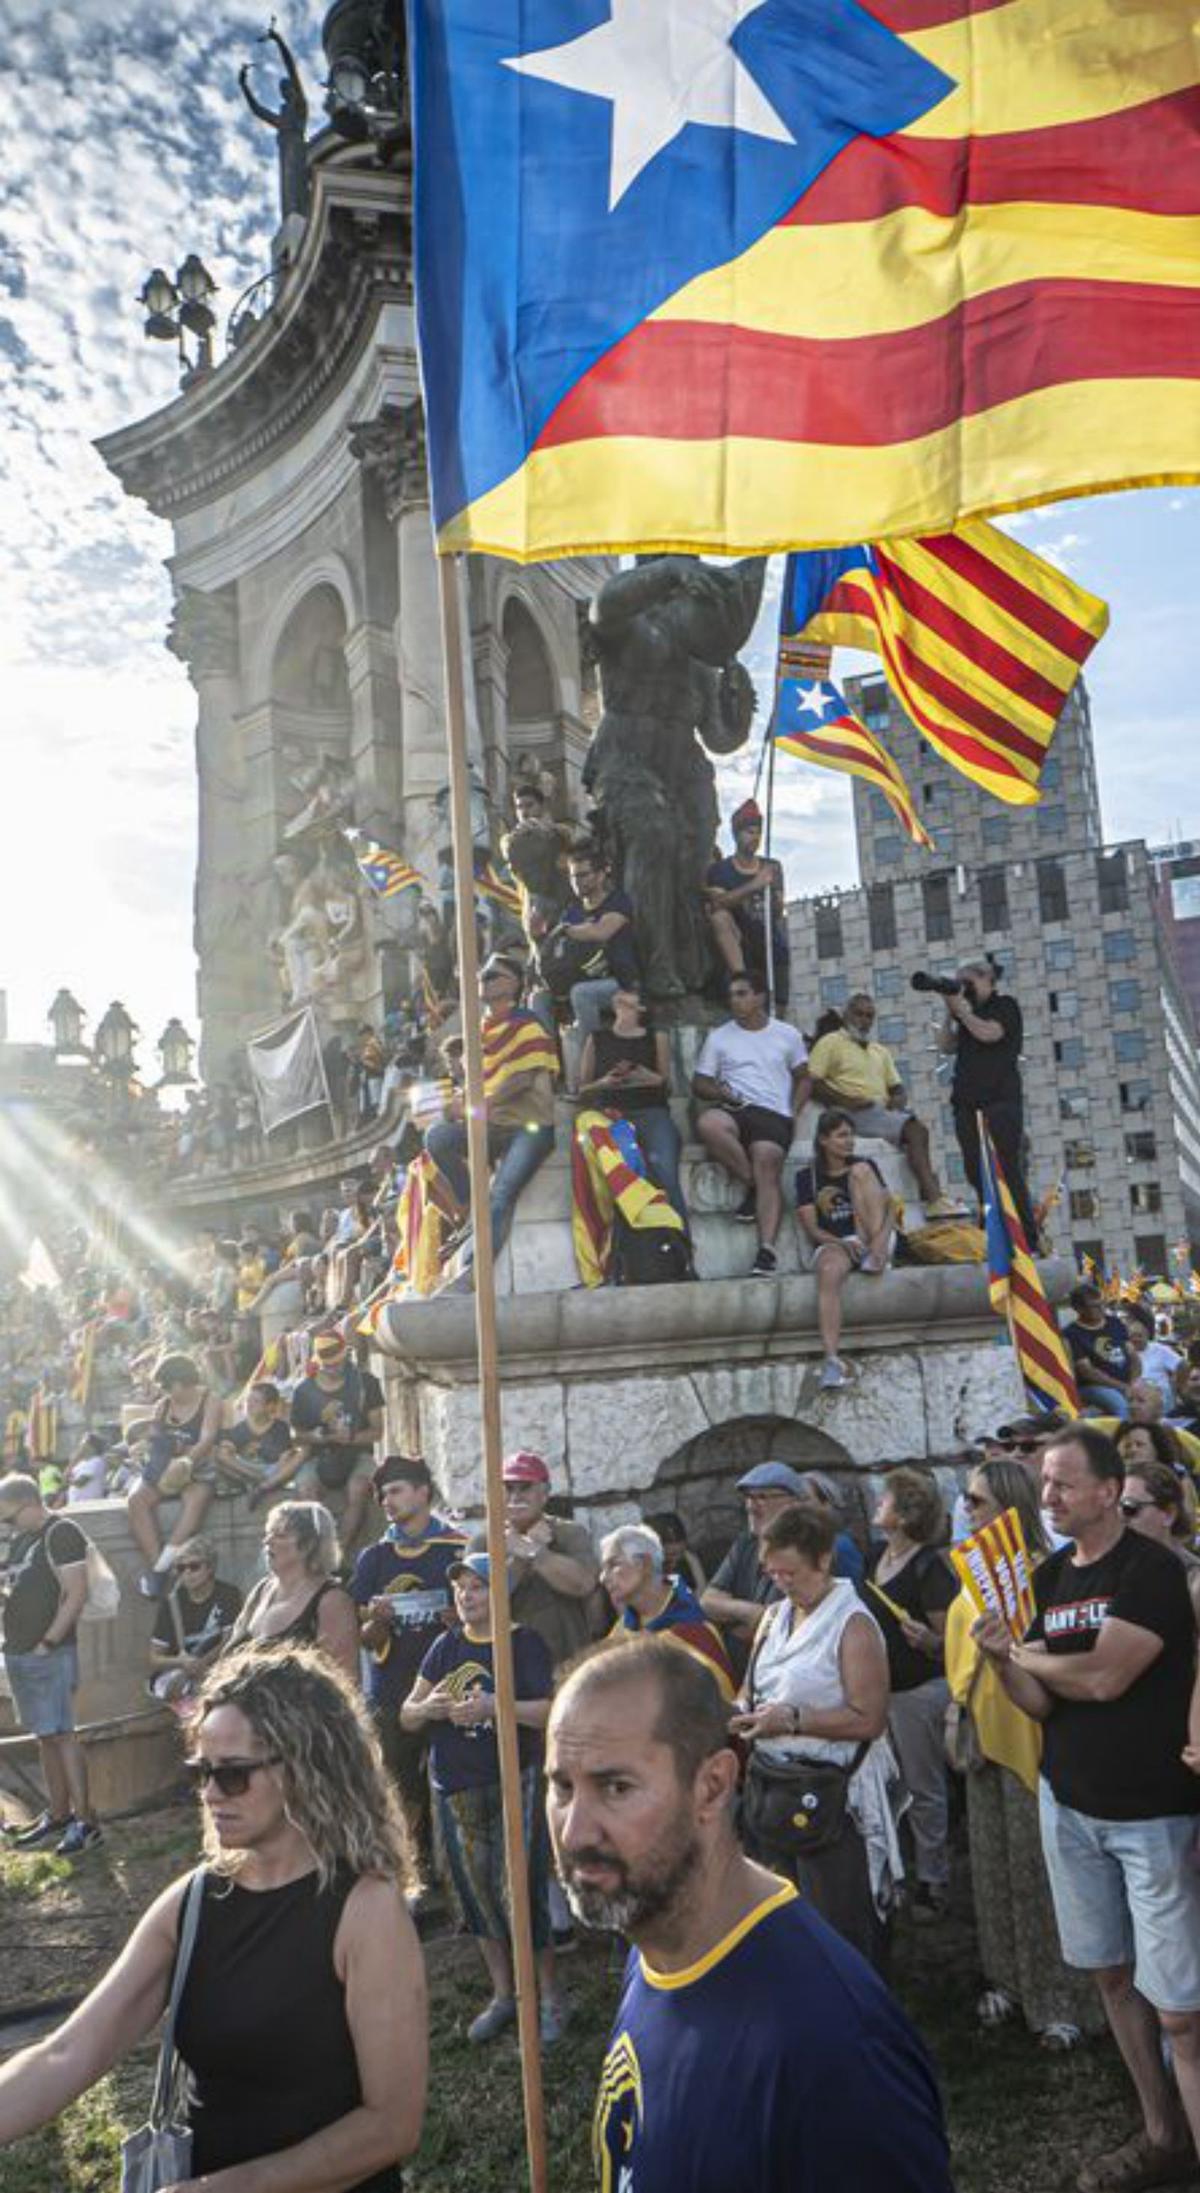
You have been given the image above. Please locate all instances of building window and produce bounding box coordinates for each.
[875,834,903,868]
[1120,1078,1152,1112]
[1055,1037,1086,1068]
[923,873,953,943]
[1115,1030,1147,1063]
[814,901,844,960]
[868,884,897,953]
[1103,930,1136,964]
[1037,860,1069,923]
[1069,1189,1100,1222]
[1097,851,1129,914]
[979,869,1009,932]
[1134,1233,1168,1274]
[1125,1131,1158,1163]
[1041,754,1062,791]
[1037,803,1066,838]
[1130,1182,1162,1216]
[1060,1091,1089,1122]
[982,815,1010,850]
[874,966,902,998]
[1065,1139,1096,1171]
[1050,988,1079,1019]
[877,1016,907,1047]
[819,974,849,1007]
[1045,938,1076,972]
[1108,978,1142,1015]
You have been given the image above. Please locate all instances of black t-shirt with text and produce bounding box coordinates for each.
[290,1366,384,1460]
[1028,1530,1200,1820]
[795,1157,885,1239]
[951,994,1022,1109]
[864,1545,958,1693]
[563,889,640,988]
[1,1517,89,1654]
[1064,1313,1133,1388]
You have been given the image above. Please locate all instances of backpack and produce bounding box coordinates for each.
[47,1521,121,1623]
[612,1214,694,1286]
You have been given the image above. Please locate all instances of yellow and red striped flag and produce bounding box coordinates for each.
[781,523,1109,805]
[980,1113,1079,1418]
[413,0,1200,560]
[774,667,933,850]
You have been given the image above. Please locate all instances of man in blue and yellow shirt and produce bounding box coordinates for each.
[352,1454,464,1908]
[547,1636,953,2193]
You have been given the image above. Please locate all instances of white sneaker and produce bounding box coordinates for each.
[817,1356,849,1391]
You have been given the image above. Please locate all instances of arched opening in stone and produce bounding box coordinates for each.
[648,1415,858,1575]
[503,598,557,724]
[272,582,351,713]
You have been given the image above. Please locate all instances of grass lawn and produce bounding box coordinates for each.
[0,1809,1172,2193]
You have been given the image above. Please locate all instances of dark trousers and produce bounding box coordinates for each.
[954,1099,1037,1246]
[747,1816,884,1970]
[377,1709,434,1884]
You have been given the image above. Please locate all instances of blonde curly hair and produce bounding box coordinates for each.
[193,1642,410,1890]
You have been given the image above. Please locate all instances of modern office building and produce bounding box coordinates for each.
[787,674,1200,1274]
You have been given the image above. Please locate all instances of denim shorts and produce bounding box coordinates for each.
[4,1644,80,1738]
[1039,1781,1200,2013]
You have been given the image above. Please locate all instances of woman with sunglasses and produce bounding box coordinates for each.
[148,1535,242,1704]
[944,1457,1101,2050]
[0,1643,428,2187]
[1118,1459,1200,1622]
[226,1499,360,1682]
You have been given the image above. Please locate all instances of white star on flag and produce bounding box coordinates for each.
[794,683,832,721]
[504,0,794,212]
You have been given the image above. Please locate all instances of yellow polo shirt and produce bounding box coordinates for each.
[808,1031,899,1109]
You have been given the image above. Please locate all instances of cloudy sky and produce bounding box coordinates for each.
[0,0,1197,1057]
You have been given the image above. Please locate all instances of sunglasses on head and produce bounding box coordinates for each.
[184,1755,281,1797]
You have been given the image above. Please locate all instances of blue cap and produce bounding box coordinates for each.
[448,1551,491,1585]
[736,1462,807,1496]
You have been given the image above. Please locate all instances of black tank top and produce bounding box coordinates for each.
[591,1026,661,1113]
[175,1867,402,2189]
[237,1574,346,1646]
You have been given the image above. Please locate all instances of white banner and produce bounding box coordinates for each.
[246,1009,331,1135]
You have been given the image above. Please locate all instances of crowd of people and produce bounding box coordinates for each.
[4,1403,1200,2190]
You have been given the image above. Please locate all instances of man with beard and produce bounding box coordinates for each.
[546,1638,953,2193]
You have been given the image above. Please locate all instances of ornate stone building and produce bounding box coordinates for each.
[97,131,606,1075]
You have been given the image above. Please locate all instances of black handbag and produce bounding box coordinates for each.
[741,1743,869,1859]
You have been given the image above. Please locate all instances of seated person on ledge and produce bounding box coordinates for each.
[808,992,961,1219]
[425,953,558,1280]
[577,984,686,1223]
[796,1108,895,1393]
[147,1535,242,1703]
[1063,1281,1134,1420]
[705,797,790,1008]
[692,972,809,1279]
[214,1382,296,1511]
[555,843,639,1044]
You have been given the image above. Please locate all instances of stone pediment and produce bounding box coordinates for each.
[95,155,410,521]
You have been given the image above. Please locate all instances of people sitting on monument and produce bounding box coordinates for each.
[147,1534,243,1703]
[226,1498,360,1681]
[796,1110,896,1393]
[126,1352,224,1599]
[807,992,962,1219]
[424,954,557,1285]
[212,1382,296,1507]
[576,984,686,1223]
[1122,1303,1183,1409]
[541,842,639,1050]
[501,779,573,951]
[705,797,791,1007]
[599,1523,735,1699]
[692,972,809,1278]
[285,1332,384,1556]
[1062,1281,1134,1418]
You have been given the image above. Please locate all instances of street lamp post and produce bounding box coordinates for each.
[138,256,218,385]
[47,989,87,1057]
[93,1001,138,1079]
[157,1018,195,1087]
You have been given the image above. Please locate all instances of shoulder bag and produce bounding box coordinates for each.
[739,1610,867,1858]
[120,1868,206,2193]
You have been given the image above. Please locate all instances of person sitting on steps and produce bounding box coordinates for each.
[796,1109,895,1391]
[692,972,809,1278]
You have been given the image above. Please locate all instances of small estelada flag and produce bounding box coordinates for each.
[952,1505,1036,1642]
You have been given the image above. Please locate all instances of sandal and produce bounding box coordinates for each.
[1038,2021,1083,2053]
[1077,2129,1197,2193]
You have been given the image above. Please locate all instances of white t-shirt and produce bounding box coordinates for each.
[695,1017,808,1119]
[1137,1339,1181,1403]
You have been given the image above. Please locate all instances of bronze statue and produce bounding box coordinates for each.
[239,24,311,223]
[584,556,766,1000]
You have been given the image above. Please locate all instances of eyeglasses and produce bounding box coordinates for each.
[184,1756,281,1797]
[1118,1497,1158,1518]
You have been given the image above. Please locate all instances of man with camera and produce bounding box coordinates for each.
[926,956,1036,1246]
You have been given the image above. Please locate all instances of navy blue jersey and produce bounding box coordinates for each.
[594,1883,952,2193]
[351,1518,465,1706]
[416,1623,553,1792]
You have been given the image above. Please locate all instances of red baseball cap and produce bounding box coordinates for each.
[502,1450,550,1484]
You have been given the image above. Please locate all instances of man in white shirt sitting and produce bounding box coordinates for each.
[692,973,809,1277]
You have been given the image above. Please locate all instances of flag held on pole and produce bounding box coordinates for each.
[979,1112,1079,1418]
[410,0,1200,562]
[773,668,933,850]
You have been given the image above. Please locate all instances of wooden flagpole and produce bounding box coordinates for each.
[762,706,779,1013]
[435,549,549,2193]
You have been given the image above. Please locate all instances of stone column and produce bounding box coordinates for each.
[167,584,275,1076]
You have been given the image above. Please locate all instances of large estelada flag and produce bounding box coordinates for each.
[410,0,1200,562]
[781,522,1109,803]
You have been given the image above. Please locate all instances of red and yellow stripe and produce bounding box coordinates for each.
[775,714,933,849]
[481,1010,558,1099]
[445,8,1200,559]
